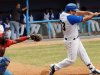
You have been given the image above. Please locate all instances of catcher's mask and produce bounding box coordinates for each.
[0,33,8,45]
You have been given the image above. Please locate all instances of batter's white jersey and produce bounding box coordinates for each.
[60,12,82,40]
[54,12,95,72]
[60,12,78,39]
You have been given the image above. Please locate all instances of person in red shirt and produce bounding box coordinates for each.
[0,34,31,57]
[0,33,42,75]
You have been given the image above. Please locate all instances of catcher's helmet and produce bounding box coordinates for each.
[65,3,79,12]
[0,33,3,37]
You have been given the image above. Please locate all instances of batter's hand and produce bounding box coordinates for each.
[93,12,100,16]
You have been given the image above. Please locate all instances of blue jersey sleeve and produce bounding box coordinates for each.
[67,15,83,25]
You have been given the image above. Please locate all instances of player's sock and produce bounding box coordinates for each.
[87,64,95,72]
[54,64,61,71]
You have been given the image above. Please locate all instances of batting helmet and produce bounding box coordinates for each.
[65,3,79,12]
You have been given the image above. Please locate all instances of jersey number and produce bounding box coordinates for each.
[60,21,66,31]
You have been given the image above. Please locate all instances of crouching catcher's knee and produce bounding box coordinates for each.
[0,57,10,75]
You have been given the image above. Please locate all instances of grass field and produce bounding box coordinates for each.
[5,39,100,67]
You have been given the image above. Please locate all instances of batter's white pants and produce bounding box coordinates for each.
[55,38,95,71]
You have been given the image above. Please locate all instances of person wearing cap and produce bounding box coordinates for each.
[0,32,41,75]
[0,33,31,75]
[49,3,100,75]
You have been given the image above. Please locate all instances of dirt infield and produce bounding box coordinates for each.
[8,62,100,75]
[8,38,100,75]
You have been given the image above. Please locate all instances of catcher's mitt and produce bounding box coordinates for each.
[30,34,42,42]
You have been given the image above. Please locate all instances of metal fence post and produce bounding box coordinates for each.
[48,22,52,39]
[26,0,30,36]
[87,20,91,35]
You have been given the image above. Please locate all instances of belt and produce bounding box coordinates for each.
[65,36,78,40]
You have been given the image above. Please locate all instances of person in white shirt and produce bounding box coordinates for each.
[44,9,50,20]
[49,9,54,20]
[89,20,100,33]
[3,18,11,39]
[30,14,40,34]
[49,3,100,75]
[43,9,56,38]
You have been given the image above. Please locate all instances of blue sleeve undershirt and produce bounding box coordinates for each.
[67,15,83,25]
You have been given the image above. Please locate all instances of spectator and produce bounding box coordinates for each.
[43,9,56,38]
[44,9,49,20]
[0,20,4,33]
[50,10,62,36]
[30,14,40,34]
[19,13,26,36]
[89,20,100,34]
[3,18,11,39]
[30,14,34,22]
[49,9,54,20]
[10,3,27,40]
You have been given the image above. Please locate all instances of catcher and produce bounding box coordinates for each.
[0,33,42,75]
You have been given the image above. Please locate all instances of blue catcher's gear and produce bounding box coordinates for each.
[65,3,79,12]
[4,70,13,75]
[0,57,10,75]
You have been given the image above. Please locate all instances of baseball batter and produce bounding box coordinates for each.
[49,3,100,75]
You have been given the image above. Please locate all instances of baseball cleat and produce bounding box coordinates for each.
[49,64,55,75]
[90,69,100,74]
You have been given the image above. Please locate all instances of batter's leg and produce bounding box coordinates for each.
[77,39,99,73]
[54,39,79,71]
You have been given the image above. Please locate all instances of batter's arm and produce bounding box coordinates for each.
[76,11,94,16]
[82,12,100,22]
